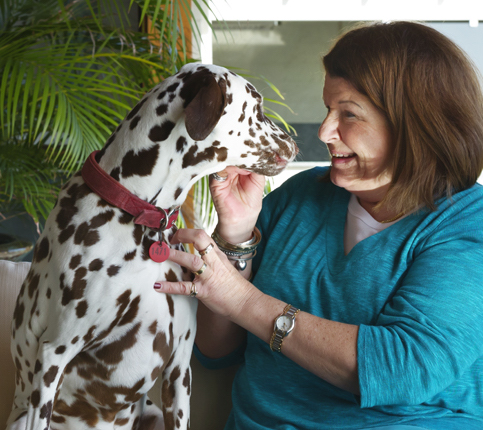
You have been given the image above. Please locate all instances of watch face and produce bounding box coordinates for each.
[276,315,292,331]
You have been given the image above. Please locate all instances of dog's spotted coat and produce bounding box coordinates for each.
[7,63,298,430]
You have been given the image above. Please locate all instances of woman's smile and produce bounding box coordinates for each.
[318,75,394,201]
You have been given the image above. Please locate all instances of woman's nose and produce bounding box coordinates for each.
[318,115,339,143]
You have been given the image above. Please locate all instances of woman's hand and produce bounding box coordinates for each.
[209,167,265,243]
[153,229,360,393]
[154,228,259,319]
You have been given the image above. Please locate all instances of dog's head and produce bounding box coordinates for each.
[96,63,298,204]
[177,63,298,177]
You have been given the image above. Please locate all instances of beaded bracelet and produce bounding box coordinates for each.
[211,226,261,271]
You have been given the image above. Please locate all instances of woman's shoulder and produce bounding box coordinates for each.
[260,165,334,221]
[413,183,483,244]
[273,165,332,195]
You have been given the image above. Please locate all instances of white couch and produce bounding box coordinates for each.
[0,260,237,429]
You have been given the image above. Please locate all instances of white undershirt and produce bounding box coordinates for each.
[344,194,401,255]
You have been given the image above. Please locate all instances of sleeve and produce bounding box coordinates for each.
[193,341,246,370]
[358,198,483,407]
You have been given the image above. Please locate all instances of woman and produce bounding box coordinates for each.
[154,22,483,429]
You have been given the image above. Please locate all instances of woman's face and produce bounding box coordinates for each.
[318,75,394,203]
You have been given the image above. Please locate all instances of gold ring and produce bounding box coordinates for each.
[192,262,207,276]
[199,243,214,257]
[189,282,197,297]
[212,172,228,182]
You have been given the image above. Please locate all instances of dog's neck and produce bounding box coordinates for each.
[96,132,217,212]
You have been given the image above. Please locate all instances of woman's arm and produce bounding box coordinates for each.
[191,167,262,359]
[155,229,360,395]
[230,281,360,394]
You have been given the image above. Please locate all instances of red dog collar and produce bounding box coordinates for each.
[81,151,179,231]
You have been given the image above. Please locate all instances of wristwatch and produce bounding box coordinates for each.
[270,304,300,352]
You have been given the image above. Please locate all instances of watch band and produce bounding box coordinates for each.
[270,304,300,353]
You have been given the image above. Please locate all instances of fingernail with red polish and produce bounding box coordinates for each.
[154,283,162,290]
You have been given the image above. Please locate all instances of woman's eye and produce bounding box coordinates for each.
[343,111,356,118]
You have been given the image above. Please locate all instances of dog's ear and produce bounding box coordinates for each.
[184,73,227,141]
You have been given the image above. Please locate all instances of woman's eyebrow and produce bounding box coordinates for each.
[339,100,363,109]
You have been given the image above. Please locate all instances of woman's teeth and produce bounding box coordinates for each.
[331,153,355,158]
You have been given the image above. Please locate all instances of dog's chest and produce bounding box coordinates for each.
[21,173,196,393]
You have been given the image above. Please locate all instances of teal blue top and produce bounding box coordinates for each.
[195,167,483,429]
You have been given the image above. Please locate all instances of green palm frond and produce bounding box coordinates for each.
[0,0,294,228]
[0,144,61,221]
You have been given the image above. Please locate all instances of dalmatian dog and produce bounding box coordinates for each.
[6,63,298,430]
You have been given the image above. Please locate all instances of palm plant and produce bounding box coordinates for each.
[0,0,211,224]
[0,0,294,243]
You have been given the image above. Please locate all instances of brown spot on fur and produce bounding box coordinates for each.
[149,321,157,334]
[126,97,147,121]
[176,136,187,153]
[182,144,227,168]
[33,237,49,263]
[133,224,143,245]
[124,250,136,261]
[83,325,96,344]
[156,104,169,116]
[89,258,104,271]
[151,366,162,381]
[51,415,66,424]
[148,121,175,143]
[110,167,121,181]
[119,211,133,224]
[55,346,66,354]
[90,210,115,229]
[62,267,88,305]
[183,368,191,395]
[167,82,180,92]
[153,331,171,363]
[174,187,183,200]
[43,365,59,387]
[74,222,100,247]
[115,417,130,426]
[54,398,100,427]
[58,224,75,244]
[76,300,88,318]
[95,322,141,364]
[121,145,159,178]
[107,265,120,277]
[34,359,41,373]
[71,336,79,344]
[31,389,40,407]
[166,295,175,317]
[165,269,179,283]
[27,273,40,299]
[69,254,82,269]
[13,302,24,330]
[119,296,140,326]
[142,235,156,260]
[130,115,141,130]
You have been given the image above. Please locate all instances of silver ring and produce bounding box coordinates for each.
[192,262,207,276]
[189,282,197,297]
[199,243,214,257]
[212,172,228,182]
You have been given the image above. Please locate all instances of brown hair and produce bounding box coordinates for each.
[323,21,483,213]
